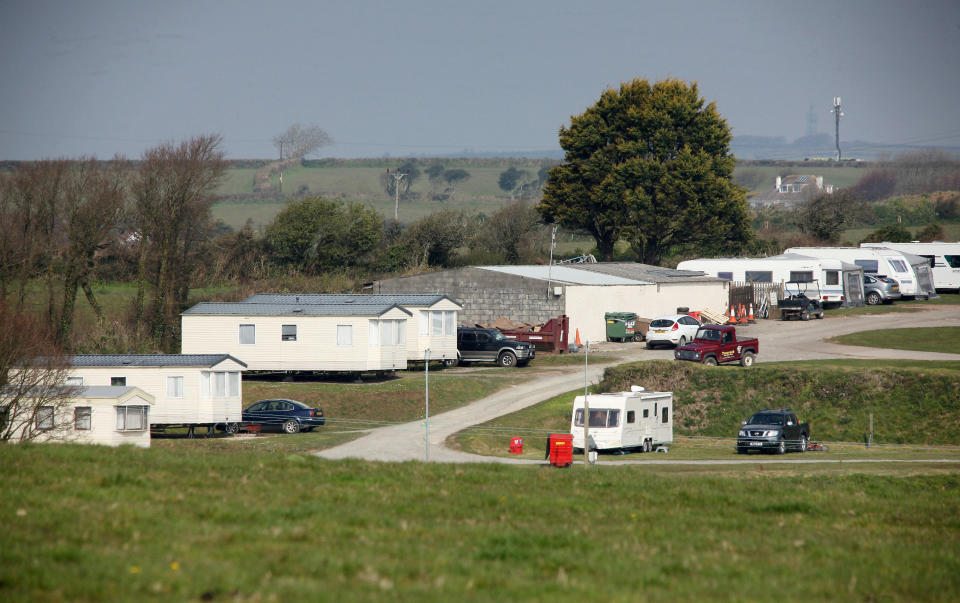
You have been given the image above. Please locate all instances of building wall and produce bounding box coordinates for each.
[374,268,565,326]
[181,310,410,372]
[68,363,244,425]
[564,282,729,342]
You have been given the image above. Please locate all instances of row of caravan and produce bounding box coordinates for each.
[677,243,951,307]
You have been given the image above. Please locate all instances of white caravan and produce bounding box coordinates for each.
[677,253,864,306]
[861,242,960,292]
[784,246,934,298]
[570,386,672,453]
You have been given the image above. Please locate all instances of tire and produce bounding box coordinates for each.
[866,291,882,306]
[703,356,718,366]
[642,439,651,453]
[776,439,786,455]
[646,342,654,350]
[799,435,808,453]
[678,336,686,347]
[224,422,240,435]
[740,351,755,367]
[282,419,301,434]
[817,311,824,319]
[443,358,458,368]
[801,310,809,321]
[498,351,517,368]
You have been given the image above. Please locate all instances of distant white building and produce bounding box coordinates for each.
[750,174,835,207]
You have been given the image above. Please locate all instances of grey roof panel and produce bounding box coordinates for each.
[243,293,462,308]
[68,354,248,368]
[565,262,727,283]
[182,302,412,317]
[478,265,650,285]
[80,386,137,398]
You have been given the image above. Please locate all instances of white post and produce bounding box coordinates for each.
[425,348,430,462]
[583,340,590,468]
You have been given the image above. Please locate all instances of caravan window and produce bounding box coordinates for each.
[643,408,649,418]
[826,270,839,285]
[573,409,620,428]
[745,271,772,283]
[945,255,960,269]
[789,271,813,282]
[855,259,879,273]
[627,411,635,423]
[662,407,669,424]
[889,259,909,273]
[717,272,733,280]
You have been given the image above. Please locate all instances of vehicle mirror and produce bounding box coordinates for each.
[787,421,794,426]
[741,420,747,425]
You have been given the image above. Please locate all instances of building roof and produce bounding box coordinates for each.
[569,262,725,283]
[182,302,412,317]
[478,265,651,285]
[67,354,248,368]
[242,293,462,308]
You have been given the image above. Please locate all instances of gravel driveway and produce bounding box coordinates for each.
[317,305,960,463]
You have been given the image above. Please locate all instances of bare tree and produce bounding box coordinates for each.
[273,123,333,160]
[131,135,226,347]
[0,304,79,442]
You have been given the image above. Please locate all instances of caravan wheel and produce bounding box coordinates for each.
[642,439,651,453]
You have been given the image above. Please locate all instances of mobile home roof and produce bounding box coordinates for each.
[182,302,413,317]
[242,293,462,308]
[67,354,248,368]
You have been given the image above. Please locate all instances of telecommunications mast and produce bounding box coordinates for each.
[832,97,844,161]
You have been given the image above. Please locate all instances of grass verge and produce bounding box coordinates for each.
[828,326,960,354]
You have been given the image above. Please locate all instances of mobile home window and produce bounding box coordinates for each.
[282,324,297,341]
[74,407,91,430]
[396,320,406,345]
[111,377,126,386]
[200,371,210,399]
[854,259,879,273]
[337,324,353,346]
[744,271,772,283]
[214,372,226,398]
[239,324,256,345]
[789,271,813,282]
[889,259,909,273]
[444,311,455,336]
[228,372,240,397]
[35,406,54,430]
[418,311,429,336]
[368,320,379,347]
[717,272,733,280]
[116,406,148,431]
[662,407,669,424]
[627,411,635,423]
[826,270,839,285]
[431,311,443,336]
[66,376,83,386]
[166,376,184,398]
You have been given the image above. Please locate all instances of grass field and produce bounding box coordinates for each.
[2,444,958,601]
[829,326,960,354]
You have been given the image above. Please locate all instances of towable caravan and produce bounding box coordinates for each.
[570,386,672,453]
[861,242,960,292]
[785,246,935,299]
[676,254,865,307]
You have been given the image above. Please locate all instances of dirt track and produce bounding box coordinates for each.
[317,305,960,464]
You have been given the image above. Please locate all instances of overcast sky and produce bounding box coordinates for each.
[1,0,958,160]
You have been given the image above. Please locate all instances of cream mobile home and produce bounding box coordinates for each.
[242,294,462,364]
[861,242,960,292]
[66,354,246,431]
[571,386,673,453]
[181,302,412,373]
[677,253,865,307]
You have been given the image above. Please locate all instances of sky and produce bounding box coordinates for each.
[1,0,959,160]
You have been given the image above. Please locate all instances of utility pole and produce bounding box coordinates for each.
[832,96,844,161]
[583,339,590,468]
[546,225,558,298]
[424,348,430,462]
[388,169,408,222]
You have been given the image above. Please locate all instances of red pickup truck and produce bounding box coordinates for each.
[673,324,759,367]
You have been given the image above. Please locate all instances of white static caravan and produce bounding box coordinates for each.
[861,242,960,292]
[66,355,246,429]
[2,386,155,448]
[181,302,411,373]
[676,254,865,307]
[242,294,462,364]
[570,387,673,452]
[785,246,936,298]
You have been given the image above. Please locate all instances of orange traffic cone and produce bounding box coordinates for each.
[748,303,756,323]
[739,304,749,324]
[727,305,737,324]
[575,328,582,346]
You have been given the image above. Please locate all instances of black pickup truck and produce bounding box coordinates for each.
[737,408,810,454]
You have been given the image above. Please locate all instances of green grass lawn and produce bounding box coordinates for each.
[829,326,960,354]
[2,444,958,601]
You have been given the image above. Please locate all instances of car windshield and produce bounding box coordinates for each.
[748,413,784,425]
[695,328,721,341]
[650,319,675,328]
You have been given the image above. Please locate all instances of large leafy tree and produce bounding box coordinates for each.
[538,78,751,263]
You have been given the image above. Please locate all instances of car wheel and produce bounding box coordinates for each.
[282,419,301,434]
[817,311,824,319]
[678,336,686,347]
[799,435,807,453]
[645,341,654,349]
[740,351,755,367]
[498,351,517,368]
[865,291,881,305]
[777,439,786,455]
[703,356,718,366]
[737,447,748,455]
[801,310,809,321]
[224,422,240,435]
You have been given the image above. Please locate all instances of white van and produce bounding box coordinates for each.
[785,246,931,298]
[861,242,960,292]
[571,386,672,452]
[677,253,864,306]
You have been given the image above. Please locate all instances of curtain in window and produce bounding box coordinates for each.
[368,320,379,347]
[239,324,255,345]
[214,372,226,398]
[419,311,429,336]
[167,376,184,398]
[337,325,353,346]
[228,372,240,397]
[200,371,210,399]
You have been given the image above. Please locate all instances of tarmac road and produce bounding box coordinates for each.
[316,305,960,464]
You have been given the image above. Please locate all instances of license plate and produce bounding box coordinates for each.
[750,442,763,446]
[654,330,665,334]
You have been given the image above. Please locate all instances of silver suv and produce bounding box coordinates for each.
[863,274,901,305]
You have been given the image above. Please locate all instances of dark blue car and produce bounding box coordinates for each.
[242,399,325,434]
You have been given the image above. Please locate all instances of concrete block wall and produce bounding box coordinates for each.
[374,268,565,326]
